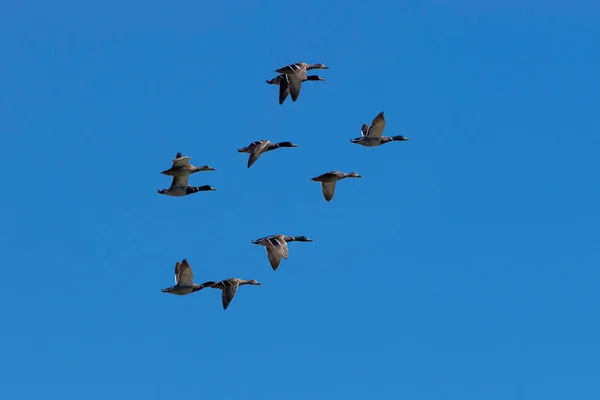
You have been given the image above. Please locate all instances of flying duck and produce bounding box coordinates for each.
[310,171,362,202]
[252,234,313,270]
[157,172,216,197]
[273,62,329,104]
[238,140,298,168]
[210,278,262,310]
[161,259,215,296]
[350,112,410,147]
[161,152,216,176]
[266,74,325,104]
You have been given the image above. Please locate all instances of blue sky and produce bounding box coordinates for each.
[1,0,599,398]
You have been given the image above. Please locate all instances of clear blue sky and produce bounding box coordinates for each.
[1,1,599,398]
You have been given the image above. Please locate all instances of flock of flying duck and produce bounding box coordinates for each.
[159,62,411,310]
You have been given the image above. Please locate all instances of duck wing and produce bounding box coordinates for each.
[287,74,302,102]
[361,124,369,137]
[321,181,337,202]
[175,259,194,286]
[172,155,191,168]
[279,75,290,105]
[248,141,270,168]
[171,174,189,188]
[221,281,239,310]
[264,236,289,270]
[366,112,386,138]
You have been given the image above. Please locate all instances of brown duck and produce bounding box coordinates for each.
[210,278,261,310]
[310,171,362,202]
[238,140,298,168]
[161,259,215,296]
[266,74,325,104]
[252,234,313,270]
[273,62,329,103]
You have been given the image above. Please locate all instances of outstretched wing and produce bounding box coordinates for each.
[366,112,385,138]
[279,76,290,105]
[172,154,191,168]
[248,141,270,168]
[171,174,189,188]
[264,236,289,270]
[222,283,239,310]
[361,124,369,137]
[321,182,336,202]
[287,74,302,102]
[175,259,194,286]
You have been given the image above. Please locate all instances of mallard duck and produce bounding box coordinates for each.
[266,74,325,104]
[310,171,362,202]
[210,278,261,310]
[274,62,329,103]
[350,112,410,147]
[238,140,298,168]
[252,234,313,270]
[157,173,216,196]
[161,152,216,176]
[161,259,215,296]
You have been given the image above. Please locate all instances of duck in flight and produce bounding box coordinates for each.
[273,62,329,104]
[161,259,215,296]
[210,278,262,310]
[157,172,216,196]
[158,152,216,196]
[310,171,362,202]
[252,234,313,270]
[350,112,410,147]
[238,140,298,168]
[266,74,325,104]
[160,152,216,176]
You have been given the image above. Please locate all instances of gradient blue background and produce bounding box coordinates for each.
[1,1,599,398]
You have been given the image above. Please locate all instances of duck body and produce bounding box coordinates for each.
[162,284,211,296]
[210,278,261,310]
[158,152,216,196]
[161,152,216,176]
[310,171,362,202]
[157,185,216,197]
[350,135,410,147]
[238,140,298,168]
[252,234,313,270]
